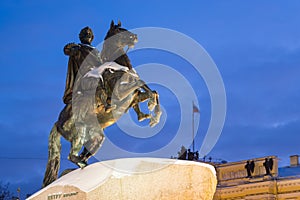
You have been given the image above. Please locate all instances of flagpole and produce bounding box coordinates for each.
[192,101,195,152]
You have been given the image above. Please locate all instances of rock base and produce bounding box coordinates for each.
[28,158,217,200]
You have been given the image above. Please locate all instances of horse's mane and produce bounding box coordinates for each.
[104,26,127,40]
[101,22,133,69]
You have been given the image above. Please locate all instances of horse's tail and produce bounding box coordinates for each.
[42,123,61,188]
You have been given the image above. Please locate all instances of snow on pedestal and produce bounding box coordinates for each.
[28,158,217,200]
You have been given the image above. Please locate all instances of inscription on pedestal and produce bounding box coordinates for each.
[47,192,78,200]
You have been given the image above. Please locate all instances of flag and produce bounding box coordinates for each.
[193,102,199,113]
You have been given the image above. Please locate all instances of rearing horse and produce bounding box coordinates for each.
[42,21,161,187]
[101,20,160,124]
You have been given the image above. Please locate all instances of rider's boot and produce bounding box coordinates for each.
[105,97,116,113]
[98,87,116,113]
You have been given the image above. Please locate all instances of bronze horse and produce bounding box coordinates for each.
[42,21,161,187]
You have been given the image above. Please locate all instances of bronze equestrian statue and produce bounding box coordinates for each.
[42,21,161,187]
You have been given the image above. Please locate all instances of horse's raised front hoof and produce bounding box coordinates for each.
[149,105,162,127]
[138,113,151,122]
[149,114,160,127]
[148,98,156,111]
[149,117,158,127]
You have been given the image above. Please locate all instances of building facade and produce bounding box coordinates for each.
[213,155,300,200]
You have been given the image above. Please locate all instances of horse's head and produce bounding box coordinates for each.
[104,20,138,49]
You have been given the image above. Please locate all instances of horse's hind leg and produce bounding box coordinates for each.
[80,128,105,164]
[68,126,86,168]
[79,147,92,164]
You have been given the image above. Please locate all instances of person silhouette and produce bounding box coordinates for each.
[245,160,255,178]
[195,151,199,161]
[187,149,194,160]
[263,158,273,176]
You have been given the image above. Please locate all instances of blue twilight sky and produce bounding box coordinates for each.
[1,0,300,197]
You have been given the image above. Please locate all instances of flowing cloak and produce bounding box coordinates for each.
[57,43,102,135]
[63,43,102,104]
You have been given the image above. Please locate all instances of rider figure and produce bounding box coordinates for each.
[63,26,113,112]
[63,27,116,166]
